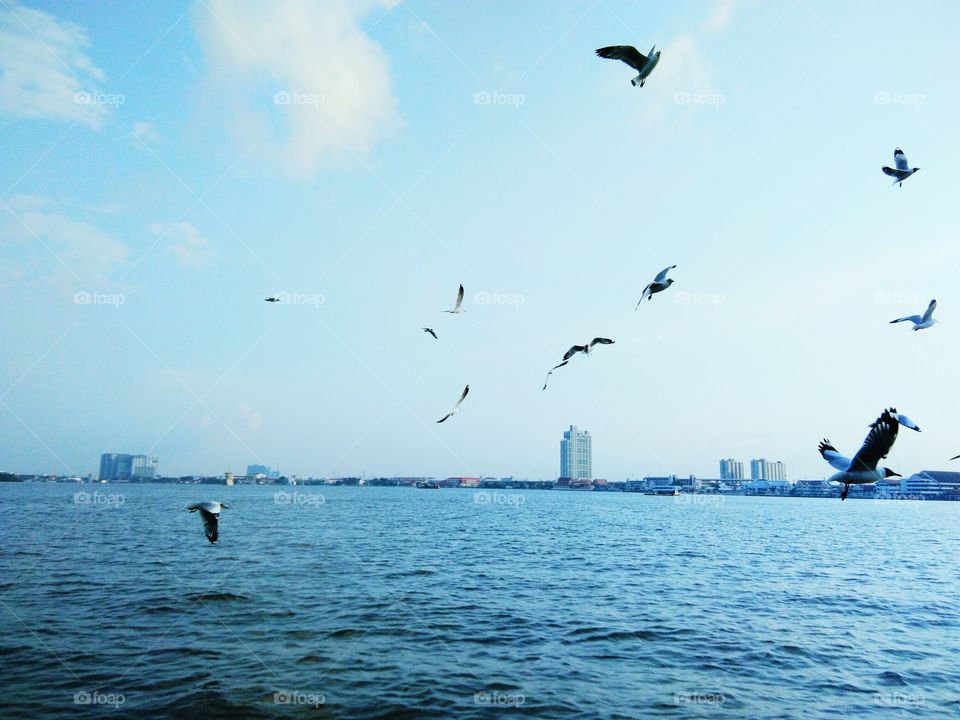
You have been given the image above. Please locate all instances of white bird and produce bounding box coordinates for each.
[542,339,614,390]
[882,147,920,186]
[437,385,469,423]
[890,299,937,331]
[442,284,465,314]
[186,501,228,543]
[596,44,661,87]
[637,265,676,308]
[819,409,902,500]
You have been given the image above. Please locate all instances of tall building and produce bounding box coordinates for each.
[560,425,592,479]
[749,458,787,481]
[719,458,744,480]
[99,453,158,481]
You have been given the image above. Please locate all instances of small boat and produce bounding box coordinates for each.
[415,481,440,489]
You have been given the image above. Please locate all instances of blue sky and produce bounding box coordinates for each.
[2,0,960,480]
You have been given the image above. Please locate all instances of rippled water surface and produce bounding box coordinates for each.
[1,484,959,718]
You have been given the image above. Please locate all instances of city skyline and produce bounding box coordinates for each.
[3,1,960,480]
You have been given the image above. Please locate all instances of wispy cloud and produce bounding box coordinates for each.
[0,195,129,285]
[0,2,112,128]
[149,221,214,270]
[130,121,162,147]
[194,0,399,176]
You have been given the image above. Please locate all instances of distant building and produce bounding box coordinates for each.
[749,458,787,481]
[560,425,592,479]
[99,453,157,481]
[719,459,744,480]
[246,464,279,479]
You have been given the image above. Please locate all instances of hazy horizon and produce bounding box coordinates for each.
[3,0,960,480]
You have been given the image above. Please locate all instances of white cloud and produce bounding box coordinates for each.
[701,0,742,34]
[194,0,399,176]
[149,221,214,269]
[233,403,263,431]
[131,121,162,146]
[0,2,110,128]
[0,194,129,284]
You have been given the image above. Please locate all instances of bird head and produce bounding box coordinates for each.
[883,468,901,478]
[666,278,675,286]
[220,503,229,509]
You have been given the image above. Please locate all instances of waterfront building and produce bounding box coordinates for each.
[99,453,158,481]
[560,425,592,480]
[719,459,744,480]
[750,458,787,481]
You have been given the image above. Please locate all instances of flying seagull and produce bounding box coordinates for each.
[264,297,281,303]
[882,147,919,187]
[437,385,469,423]
[596,44,661,87]
[187,501,228,544]
[422,327,438,339]
[890,299,937,331]
[819,409,902,500]
[637,265,677,308]
[542,339,615,390]
[442,284,465,314]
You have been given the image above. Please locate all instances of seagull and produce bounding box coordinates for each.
[442,284,465,314]
[882,147,920,187]
[596,44,661,87]
[436,385,469,423]
[542,339,615,390]
[187,501,228,543]
[422,327,438,339]
[890,299,937,331]
[819,409,902,500]
[637,265,677,308]
[264,297,281,303]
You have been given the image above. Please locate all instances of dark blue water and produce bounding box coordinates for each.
[1,484,958,719]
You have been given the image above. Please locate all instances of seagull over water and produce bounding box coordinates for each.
[890,299,937,331]
[596,44,661,87]
[637,265,676,308]
[437,385,469,423]
[542,338,614,390]
[819,409,903,500]
[422,327,438,339]
[264,297,281,303]
[882,147,920,187]
[442,284,465,314]
[187,501,228,543]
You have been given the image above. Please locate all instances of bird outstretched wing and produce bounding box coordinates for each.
[589,338,614,348]
[654,265,676,283]
[562,345,588,361]
[849,410,899,471]
[596,45,648,71]
[921,299,936,323]
[818,440,851,471]
[890,314,922,324]
[894,147,909,171]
